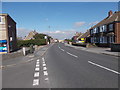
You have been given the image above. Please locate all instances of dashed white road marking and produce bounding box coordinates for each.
[35,67,40,71]
[88,61,120,75]
[43,61,45,64]
[36,64,39,67]
[58,46,65,52]
[45,78,49,81]
[43,64,46,66]
[44,71,48,76]
[61,49,65,51]
[36,62,39,64]
[33,79,39,86]
[34,72,39,77]
[37,59,40,62]
[43,67,47,70]
[67,52,78,58]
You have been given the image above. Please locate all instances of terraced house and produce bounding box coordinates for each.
[90,11,120,47]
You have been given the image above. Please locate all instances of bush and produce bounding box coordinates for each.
[17,39,46,48]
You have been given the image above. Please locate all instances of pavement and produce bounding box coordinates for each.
[2,43,119,88]
[64,43,120,57]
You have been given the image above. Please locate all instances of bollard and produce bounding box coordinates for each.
[23,47,26,56]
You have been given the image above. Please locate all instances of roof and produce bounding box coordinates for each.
[24,30,38,40]
[78,30,90,38]
[90,11,120,30]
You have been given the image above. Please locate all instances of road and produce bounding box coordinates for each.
[2,43,119,88]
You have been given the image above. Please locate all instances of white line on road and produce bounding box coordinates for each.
[61,49,65,51]
[35,67,40,71]
[43,64,46,66]
[36,64,39,67]
[67,52,78,58]
[34,72,39,77]
[58,46,65,52]
[43,67,47,70]
[88,61,120,75]
[44,71,48,76]
[43,61,45,64]
[45,78,49,81]
[37,59,40,62]
[36,62,39,64]
[33,79,39,86]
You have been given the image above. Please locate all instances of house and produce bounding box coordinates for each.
[89,11,120,47]
[24,30,38,40]
[78,30,90,43]
[72,32,83,41]
[0,14,17,54]
[71,32,84,44]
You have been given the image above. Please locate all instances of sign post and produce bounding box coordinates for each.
[44,36,47,45]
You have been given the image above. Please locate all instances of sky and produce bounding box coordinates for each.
[2,2,118,40]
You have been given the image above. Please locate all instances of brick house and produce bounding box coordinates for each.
[78,30,90,43]
[90,11,120,47]
[0,14,17,53]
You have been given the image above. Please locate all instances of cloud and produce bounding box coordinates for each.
[17,28,32,38]
[89,21,99,26]
[74,22,85,28]
[17,28,76,40]
[43,30,76,40]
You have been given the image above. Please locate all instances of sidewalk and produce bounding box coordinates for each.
[65,43,120,57]
[1,44,50,69]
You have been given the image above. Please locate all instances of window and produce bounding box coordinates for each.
[103,25,107,32]
[0,16,5,24]
[100,37,103,43]
[109,36,114,43]
[91,37,94,43]
[96,27,99,33]
[103,36,107,43]
[93,28,96,33]
[12,32,14,41]
[100,25,107,32]
[109,24,113,31]
[90,29,93,34]
[93,28,98,33]
[100,26,103,32]
[10,37,13,41]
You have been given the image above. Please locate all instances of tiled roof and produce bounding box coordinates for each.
[79,30,90,38]
[90,11,120,30]
[24,30,38,40]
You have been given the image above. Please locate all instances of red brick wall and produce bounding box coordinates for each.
[115,22,120,44]
[7,15,17,52]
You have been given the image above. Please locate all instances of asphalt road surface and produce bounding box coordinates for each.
[2,43,119,88]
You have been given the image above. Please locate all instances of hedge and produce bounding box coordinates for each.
[17,39,46,48]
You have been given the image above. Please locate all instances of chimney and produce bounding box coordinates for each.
[108,10,113,17]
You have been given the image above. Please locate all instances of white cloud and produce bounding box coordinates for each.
[17,28,32,38]
[74,22,85,28]
[43,30,76,40]
[17,28,76,40]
